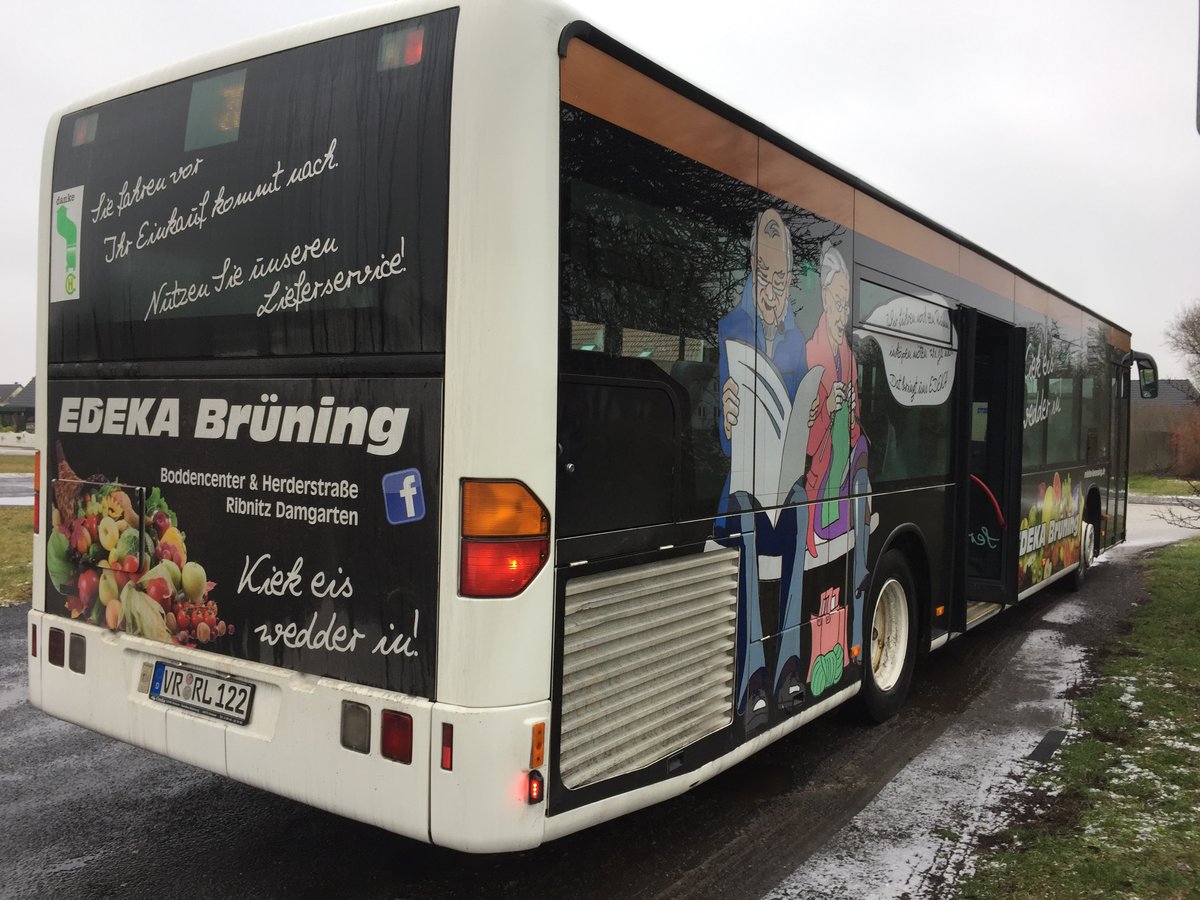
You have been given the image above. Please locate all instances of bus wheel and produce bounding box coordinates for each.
[1070,520,1096,592]
[860,551,917,724]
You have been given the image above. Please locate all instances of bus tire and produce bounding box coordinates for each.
[1070,520,1096,592]
[860,550,918,724]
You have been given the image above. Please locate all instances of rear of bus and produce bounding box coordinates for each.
[31,1,564,852]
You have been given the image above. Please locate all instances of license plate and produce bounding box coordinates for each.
[148,660,255,725]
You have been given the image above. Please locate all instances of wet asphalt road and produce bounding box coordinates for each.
[0,504,1191,900]
[0,474,33,505]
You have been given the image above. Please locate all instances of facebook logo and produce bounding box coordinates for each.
[382,469,426,525]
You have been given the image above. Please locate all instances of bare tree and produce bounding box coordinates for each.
[1156,482,1200,529]
[1166,299,1200,383]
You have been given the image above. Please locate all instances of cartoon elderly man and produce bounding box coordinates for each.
[716,208,809,729]
[803,241,870,694]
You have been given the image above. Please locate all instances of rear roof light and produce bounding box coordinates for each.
[380,710,413,764]
[460,480,549,598]
[378,26,424,71]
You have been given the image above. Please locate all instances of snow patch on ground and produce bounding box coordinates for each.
[764,629,1086,900]
[1038,597,1089,625]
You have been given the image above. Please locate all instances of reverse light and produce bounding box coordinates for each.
[340,700,371,754]
[460,480,549,598]
[68,633,86,674]
[380,710,413,764]
[527,770,544,804]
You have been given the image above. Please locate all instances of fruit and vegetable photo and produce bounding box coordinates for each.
[47,443,230,647]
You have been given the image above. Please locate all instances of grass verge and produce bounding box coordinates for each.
[961,539,1200,898]
[0,453,34,474]
[0,507,32,606]
[1128,473,1195,496]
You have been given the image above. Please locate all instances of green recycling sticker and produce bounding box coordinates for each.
[51,186,84,303]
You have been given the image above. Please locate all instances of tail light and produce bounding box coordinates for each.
[31,623,37,658]
[460,480,549,598]
[527,771,544,804]
[380,710,413,764]
[33,450,40,534]
[440,723,454,770]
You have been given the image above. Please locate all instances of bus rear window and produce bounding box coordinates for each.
[47,9,456,364]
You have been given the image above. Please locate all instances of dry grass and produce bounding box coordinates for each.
[0,453,35,474]
[0,507,33,606]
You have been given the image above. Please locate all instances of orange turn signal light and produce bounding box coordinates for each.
[530,722,545,769]
[462,480,548,538]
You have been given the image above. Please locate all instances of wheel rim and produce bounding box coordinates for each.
[871,578,909,693]
[1081,522,1095,571]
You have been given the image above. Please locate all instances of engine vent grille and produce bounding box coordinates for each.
[559,548,738,790]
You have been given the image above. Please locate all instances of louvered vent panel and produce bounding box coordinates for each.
[560,548,738,789]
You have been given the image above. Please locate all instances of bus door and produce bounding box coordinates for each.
[1105,362,1131,546]
[952,308,1025,627]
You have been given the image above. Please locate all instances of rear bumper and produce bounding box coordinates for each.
[27,610,550,852]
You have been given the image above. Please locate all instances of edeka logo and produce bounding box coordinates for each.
[383,469,426,525]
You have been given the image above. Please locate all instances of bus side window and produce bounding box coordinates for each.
[557,353,687,538]
[856,333,953,487]
[669,358,723,518]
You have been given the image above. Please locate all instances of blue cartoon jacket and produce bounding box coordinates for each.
[715,274,808,532]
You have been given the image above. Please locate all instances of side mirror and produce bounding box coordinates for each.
[1124,351,1159,400]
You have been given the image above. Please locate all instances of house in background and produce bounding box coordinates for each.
[0,379,35,432]
[1130,377,1199,474]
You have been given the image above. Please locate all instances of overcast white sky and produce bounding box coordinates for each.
[3,0,1198,386]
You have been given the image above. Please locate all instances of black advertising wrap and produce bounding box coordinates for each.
[43,12,458,698]
[47,378,441,697]
[47,10,456,362]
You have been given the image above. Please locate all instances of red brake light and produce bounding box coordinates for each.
[528,770,544,804]
[381,710,413,764]
[460,539,549,598]
[441,723,453,771]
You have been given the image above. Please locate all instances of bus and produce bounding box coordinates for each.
[31,0,1159,852]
